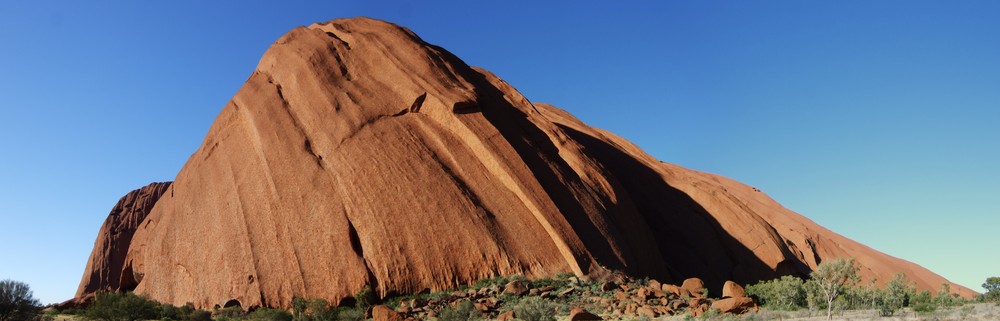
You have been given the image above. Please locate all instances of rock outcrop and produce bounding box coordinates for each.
[72,182,171,303]
[72,17,974,309]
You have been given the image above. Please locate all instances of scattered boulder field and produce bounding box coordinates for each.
[371,273,757,320]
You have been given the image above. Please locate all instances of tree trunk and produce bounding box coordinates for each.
[827,297,834,320]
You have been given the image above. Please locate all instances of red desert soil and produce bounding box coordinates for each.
[70,17,974,309]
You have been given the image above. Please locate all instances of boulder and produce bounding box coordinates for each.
[681,278,705,297]
[711,297,756,314]
[497,311,515,321]
[722,281,745,298]
[636,306,655,318]
[372,305,403,321]
[503,280,529,296]
[568,308,602,321]
[662,284,682,296]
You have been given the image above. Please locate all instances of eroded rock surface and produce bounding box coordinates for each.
[73,182,171,304]
[72,17,973,309]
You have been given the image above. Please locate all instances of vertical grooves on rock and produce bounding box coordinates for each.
[231,98,280,197]
[346,217,379,294]
[320,30,352,80]
[423,100,584,276]
[268,78,325,170]
[225,155,263,306]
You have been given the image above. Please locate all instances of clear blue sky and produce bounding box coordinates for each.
[1,1,997,304]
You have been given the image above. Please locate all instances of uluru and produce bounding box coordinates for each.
[68,17,975,310]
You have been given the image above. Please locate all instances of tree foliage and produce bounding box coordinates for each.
[0,279,41,321]
[745,275,807,310]
[878,273,913,316]
[983,277,1000,302]
[806,258,859,319]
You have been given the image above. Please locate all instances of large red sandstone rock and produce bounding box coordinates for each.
[681,278,705,298]
[371,305,403,321]
[711,297,757,314]
[71,17,974,309]
[71,182,171,305]
[722,281,746,298]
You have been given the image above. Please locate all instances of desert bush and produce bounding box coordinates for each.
[186,310,211,321]
[41,309,59,321]
[983,277,1000,302]
[291,298,336,321]
[154,303,179,320]
[81,291,158,321]
[510,296,561,321]
[353,287,376,311]
[746,275,807,310]
[0,279,41,321]
[438,301,480,321]
[471,275,525,290]
[910,290,937,313]
[934,283,958,307]
[528,277,570,292]
[215,306,245,319]
[172,304,209,321]
[334,307,364,321]
[877,273,912,316]
[843,278,880,310]
[247,308,292,321]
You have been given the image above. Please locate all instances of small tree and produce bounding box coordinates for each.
[808,258,859,320]
[983,277,1000,302]
[0,279,41,321]
[935,283,956,307]
[878,273,912,316]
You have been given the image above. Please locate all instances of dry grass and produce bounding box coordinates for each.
[653,303,999,321]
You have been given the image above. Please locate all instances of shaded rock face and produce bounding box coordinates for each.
[74,182,171,303]
[73,17,973,309]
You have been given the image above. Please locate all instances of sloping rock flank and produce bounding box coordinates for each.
[73,182,171,303]
[74,17,973,309]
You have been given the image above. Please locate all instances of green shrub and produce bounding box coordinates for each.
[248,308,292,321]
[910,290,937,313]
[438,301,479,321]
[877,273,912,316]
[81,292,158,321]
[334,307,364,321]
[510,297,559,321]
[291,298,336,321]
[155,303,179,320]
[528,277,569,292]
[214,306,244,319]
[699,308,720,320]
[42,309,59,321]
[187,310,211,321]
[746,275,807,310]
[353,287,376,311]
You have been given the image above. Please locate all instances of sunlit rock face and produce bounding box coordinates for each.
[71,17,974,309]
